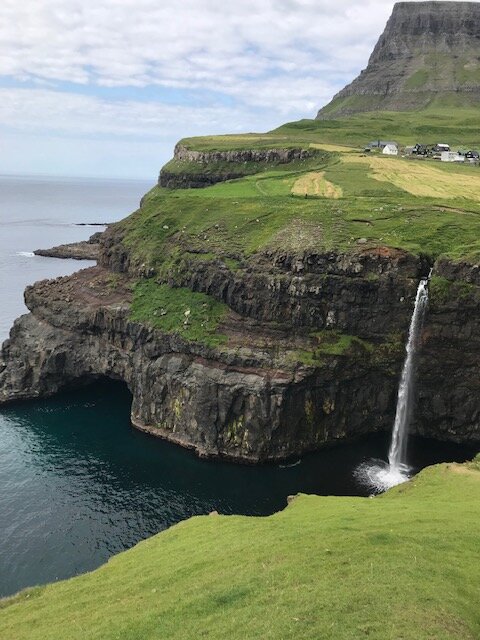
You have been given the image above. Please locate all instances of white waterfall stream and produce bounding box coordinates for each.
[388,278,430,471]
[356,276,430,492]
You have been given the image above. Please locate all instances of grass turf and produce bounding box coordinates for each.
[119,106,480,276]
[121,167,480,270]
[130,281,228,347]
[0,460,479,639]
[179,108,480,151]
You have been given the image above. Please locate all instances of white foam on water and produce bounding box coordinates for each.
[355,459,410,494]
[16,251,35,257]
[279,459,302,469]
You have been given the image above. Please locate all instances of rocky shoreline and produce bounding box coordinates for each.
[1,221,479,461]
[34,231,103,261]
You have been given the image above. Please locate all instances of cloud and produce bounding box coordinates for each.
[0,88,263,138]
[1,0,477,177]
[0,1,399,106]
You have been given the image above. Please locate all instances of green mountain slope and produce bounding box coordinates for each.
[317,2,480,119]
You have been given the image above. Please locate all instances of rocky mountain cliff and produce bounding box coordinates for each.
[1,221,479,461]
[317,1,480,118]
[1,3,480,462]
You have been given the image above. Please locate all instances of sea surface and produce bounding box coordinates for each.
[0,175,477,598]
[0,174,152,341]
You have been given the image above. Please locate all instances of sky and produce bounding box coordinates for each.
[0,0,474,180]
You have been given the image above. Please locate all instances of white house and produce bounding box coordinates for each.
[383,143,398,156]
[441,151,464,163]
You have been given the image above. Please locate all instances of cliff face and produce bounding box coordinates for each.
[0,265,400,462]
[159,144,316,189]
[1,231,479,461]
[317,1,480,118]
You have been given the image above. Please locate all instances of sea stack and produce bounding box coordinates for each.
[317,1,480,118]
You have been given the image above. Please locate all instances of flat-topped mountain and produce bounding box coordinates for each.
[317,1,480,118]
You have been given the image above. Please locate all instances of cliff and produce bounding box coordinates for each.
[0,253,410,462]
[317,1,480,118]
[159,143,318,189]
[2,14,480,460]
[1,218,479,460]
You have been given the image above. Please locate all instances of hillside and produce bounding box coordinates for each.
[2,108,480,463]
[1,2,480,633]
[1,5,480,463]
[1,460,479,639]
[317,1,480,119]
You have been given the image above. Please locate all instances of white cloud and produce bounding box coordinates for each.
[0,88,261,138]
[0,1,401,105]
[1,0,477,177]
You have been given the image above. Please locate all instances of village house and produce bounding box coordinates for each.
[383,143,398,156]
[441,151,465,163]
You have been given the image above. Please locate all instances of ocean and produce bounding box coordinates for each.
[0,175,476,598]
[0,174,152,341]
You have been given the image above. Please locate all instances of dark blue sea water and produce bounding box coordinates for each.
[0,175,477,599]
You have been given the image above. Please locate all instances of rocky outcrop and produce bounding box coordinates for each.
[416,272,480,443]
[172,144,315,165]
[166,247,429,340]
[0,267,400,462]
[99,225,429,340]
[159,144,317,189]
[34,231,104,261]
[1,238,479,461]
[317,1,480,118]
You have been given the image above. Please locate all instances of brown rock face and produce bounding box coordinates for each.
[317,1,480,118]
[1,231,479,462]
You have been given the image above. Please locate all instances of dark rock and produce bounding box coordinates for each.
[1,243,479,461]
[317,1,480,118]
[34,231,104,261]
[159,145,316,189]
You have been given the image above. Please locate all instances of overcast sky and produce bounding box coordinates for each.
[0,0,473,179]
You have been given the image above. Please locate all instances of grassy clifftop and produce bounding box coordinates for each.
[128,108,480,271]
[180,108,480,151]
[1,459,479,639]
[108,107,480,350]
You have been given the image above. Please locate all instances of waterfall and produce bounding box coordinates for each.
[355,276,430,492]
[388,278,429,471]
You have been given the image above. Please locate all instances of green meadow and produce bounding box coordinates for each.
[1,460,479,640]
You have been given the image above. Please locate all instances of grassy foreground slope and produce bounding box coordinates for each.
[1,460,479,640]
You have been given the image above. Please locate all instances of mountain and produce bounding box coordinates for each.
[317,1,480,119]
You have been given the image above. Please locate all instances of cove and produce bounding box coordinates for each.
[0,380,477,599]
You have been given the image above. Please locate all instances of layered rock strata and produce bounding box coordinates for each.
[34,231,103,261]
[159,144,316,189]
[317,1,480,118]
[1,234,478,461]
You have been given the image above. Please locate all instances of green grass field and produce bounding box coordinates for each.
[1,460,479,639]
[120,106,480,279]
[123,162,480,272]
[180,108,480,151]
[130,281,228,347]
[114,107,480,351]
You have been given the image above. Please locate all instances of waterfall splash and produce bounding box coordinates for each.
[356,276,430,493]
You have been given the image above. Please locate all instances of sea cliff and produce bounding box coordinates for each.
[1,215,479,461]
